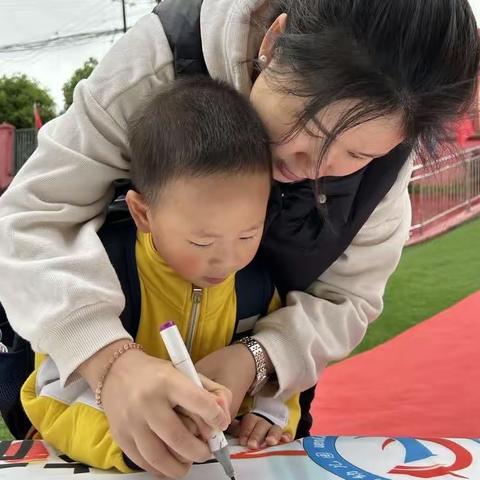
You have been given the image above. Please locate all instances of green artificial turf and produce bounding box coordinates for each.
[354,217,480,354]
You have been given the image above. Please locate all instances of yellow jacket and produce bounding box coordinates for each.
[22,232,300,472]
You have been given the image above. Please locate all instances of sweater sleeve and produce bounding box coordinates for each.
[253,158,413,400]
[0,14,174,385]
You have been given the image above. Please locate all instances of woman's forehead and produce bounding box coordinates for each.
[337,114,405,151]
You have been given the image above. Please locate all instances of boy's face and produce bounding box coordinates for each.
[127,173,271,288]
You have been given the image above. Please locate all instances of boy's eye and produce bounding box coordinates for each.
[239,236,255,241]
[189,241,213,248]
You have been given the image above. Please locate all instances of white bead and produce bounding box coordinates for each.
[318,193,327,204]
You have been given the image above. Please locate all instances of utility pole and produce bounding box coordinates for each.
[121,0,127,33]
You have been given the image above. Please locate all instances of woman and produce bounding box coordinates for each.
[0,0,478,477]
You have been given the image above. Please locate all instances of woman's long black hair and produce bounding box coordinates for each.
[264,0,480,171]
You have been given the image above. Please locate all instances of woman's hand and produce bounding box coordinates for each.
[78,340,231,478]
[195,343,258,419]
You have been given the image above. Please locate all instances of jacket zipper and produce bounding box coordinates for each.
[186,287,203,353]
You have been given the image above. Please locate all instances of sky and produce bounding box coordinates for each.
[1,0,480,111]
[0,0,158,110]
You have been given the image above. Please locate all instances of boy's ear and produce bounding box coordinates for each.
[125,190,151,233]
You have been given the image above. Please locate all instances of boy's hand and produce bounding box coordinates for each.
[228,414,293,450]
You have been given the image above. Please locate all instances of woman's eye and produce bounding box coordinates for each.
[189,241,213,248]
[348,152,364,160]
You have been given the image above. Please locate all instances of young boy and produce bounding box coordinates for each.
[21,77,300,472]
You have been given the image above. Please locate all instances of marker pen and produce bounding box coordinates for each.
[160,321,236,480]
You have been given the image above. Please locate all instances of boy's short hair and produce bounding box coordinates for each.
[128,76,272,204]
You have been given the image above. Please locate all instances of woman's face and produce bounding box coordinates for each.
[250,73,405,183]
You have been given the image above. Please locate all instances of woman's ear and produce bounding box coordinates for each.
[258,13,287,65]
[125,190,151,233]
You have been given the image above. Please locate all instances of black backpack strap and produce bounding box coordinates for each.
[232,255,275,342]
[153,0,208,76]
[0,305,34,439]
[98,187,141,339]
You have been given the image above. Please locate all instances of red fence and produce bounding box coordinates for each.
[0,123,14,192]
[408,147,480,244]
[0,125,37,193]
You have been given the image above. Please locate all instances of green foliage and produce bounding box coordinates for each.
[0,420,11,440]
[62,57,98,110]
[355,217,480,355]
[0,74,56,129]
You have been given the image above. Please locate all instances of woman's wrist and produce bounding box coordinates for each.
[94,342,144,407]
[77,338,134,391]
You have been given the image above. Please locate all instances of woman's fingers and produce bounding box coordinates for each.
[176,406,213,441]
[167,371,230,431]
[148,404,212,463]
[134,426,192,479]
[199,373,233,422]
[122,439,166,476]
[176,409,200,436]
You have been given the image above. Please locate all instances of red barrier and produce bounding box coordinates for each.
[0,123,14,192]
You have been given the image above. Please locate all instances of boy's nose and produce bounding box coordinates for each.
[209,251,242,273]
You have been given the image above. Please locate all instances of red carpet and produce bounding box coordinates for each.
[311,291,480,438]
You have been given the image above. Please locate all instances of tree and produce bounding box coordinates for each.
[62,57,98,111]
[0,74,56,129]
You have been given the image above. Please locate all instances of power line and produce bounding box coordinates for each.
[0,29,124,53]
[0,0,157,53]
[57,3,114,38]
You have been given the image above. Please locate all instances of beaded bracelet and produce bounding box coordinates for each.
[95,342,144,407]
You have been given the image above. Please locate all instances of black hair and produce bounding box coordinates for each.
[263,0,480,170]
[128,76,272,204]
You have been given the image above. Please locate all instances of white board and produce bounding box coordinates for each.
[1,436,480,479]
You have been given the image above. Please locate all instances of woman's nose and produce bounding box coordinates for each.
[273,143,316,179]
